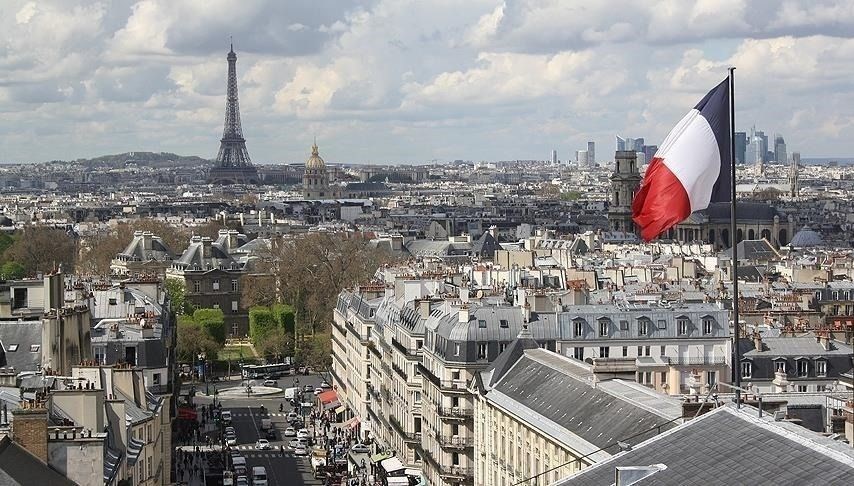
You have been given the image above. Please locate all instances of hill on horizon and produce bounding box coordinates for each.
[70,151,214,169]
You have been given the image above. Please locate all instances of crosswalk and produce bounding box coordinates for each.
[227,412,292,418]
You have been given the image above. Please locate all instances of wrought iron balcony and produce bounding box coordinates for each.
[417,364,469,392]
[437,435,474,449]
[438,465,474,481]
[392,362,409,381]
[437,406,474,419]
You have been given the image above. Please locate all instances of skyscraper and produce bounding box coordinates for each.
[551,149,558,164]
[208,43,259,184]
[576,150,589,165]
[774,135,787,164]
[587,141,595,165]
[734,131,746,164]
[616,135,626,151]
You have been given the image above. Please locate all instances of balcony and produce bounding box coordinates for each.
[345,321,371,344]
[392,362,409,381]
[438,465,474,482]
[437,435,474,449]
[330,368,347,392]
[389,415,422,444]
[392,337,419,359]
[670,355,727,366]
[367,341,381,359]
[436,406,474,420]
[417,364,468,393]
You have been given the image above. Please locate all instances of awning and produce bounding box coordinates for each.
[371,452,393,463]
[344,416,361,429]
[335,405,347,414]
[318,390,338,404]
[380,457,406,473]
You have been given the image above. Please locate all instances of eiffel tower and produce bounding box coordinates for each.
[208,43,260,184]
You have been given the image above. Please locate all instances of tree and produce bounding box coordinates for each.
[241,273,278,309]
[248,307,278,345]
[176,320,220,362]
[255,327,293,362]
[3,227,76,275]
[272,303,296,334]
[0,261,26,279]
[77,220,191,275]
[295,333,332,369]
[193,308,226,345]
[0,233,14,258]
[165,278,193,315]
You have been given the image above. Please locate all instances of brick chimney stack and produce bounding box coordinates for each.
[753,332,763,352]
[11,405,49,463]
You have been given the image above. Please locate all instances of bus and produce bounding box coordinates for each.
[241,361,292,379]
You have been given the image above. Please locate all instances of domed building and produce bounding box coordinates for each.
[788,227,824,249]
[302,141,337,199]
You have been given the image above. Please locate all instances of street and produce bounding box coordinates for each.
[181,371,333,486]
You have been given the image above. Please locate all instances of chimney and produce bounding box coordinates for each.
[522,301,531,323]
[753,332,763,352]
[239,213,245,226]
[458,304,470,324]
[201,237,212,258]
[141,231,153,251]
[819,332,833,351]
[11,406,49,463]
[227,230,239,250]
[460,287,469,304]
[418,299,431,319]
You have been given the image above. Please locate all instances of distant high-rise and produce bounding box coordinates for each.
[616,135,626,151]
[734,131,746,164]
[774,135,787,164]
[551,149,558,164]
[576,150,589,165]
[746,134,763,165]
[587,141,595,165]
[643,145,658,164]
[208,43,260,185]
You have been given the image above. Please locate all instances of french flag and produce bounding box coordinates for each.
[632,78,732,241]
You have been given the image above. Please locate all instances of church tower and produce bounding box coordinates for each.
[788,152,800,199]
[303,141,331,199]
[608,150,642,233]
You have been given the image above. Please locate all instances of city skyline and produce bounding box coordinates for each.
[1,0,853,165]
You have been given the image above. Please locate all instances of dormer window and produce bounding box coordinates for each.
[774,359,787,374]
[7,344,18,352]
[815,359,827,377]
[30,344,40,352]
[677,318,689,336]
[478,319,487,329]
[638,319,649,336]
[741,361,752,378]
[573,319,584,338]
[598,320,609,337]
[702,318,714,335]
[499,319,509,329]
[797,360,809,377]
[109,298,117,305]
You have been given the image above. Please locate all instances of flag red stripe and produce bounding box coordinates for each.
[632,157,691,241]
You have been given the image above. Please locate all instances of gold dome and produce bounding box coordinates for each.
[306,142,325,170]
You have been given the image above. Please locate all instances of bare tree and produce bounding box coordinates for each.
[4,227,76,275]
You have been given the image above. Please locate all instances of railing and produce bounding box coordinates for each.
[438,465,474,480]
[330,368,346,392]
[418,363,440,387]
[381,385,392,403]
[437,406,474,419]
[389,415,422,443]
[330,332,346,352]
[671,355,727,366]
[437,435,474,449]
[367,341,381,359]
[345,321,371,343]
[416,364,468,392]
[146,383,173,395]
[392,362,409,381]
[392,338,419,359]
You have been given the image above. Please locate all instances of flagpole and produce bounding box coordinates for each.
[728,67,741,408]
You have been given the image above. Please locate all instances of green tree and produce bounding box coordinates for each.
[295,333,332,370]
[0,261,26,279]
[272,303,296,334]
[165,278,193,315]
[255,327,293,362]
[176,320,220,362]
[193,308,226,345]
[248,307,278,344]
[3,227,76,274]
[0,233,14,259]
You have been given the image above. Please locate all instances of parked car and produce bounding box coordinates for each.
[288,439,302,449]
[226,433,237,446]
[286,412,299,422]
[350,443,370,454]
[221,410,233,425]
[263,379,277,387]
[225,426,236,435]
[255,439,271,450]
[303,385,314,393]
[313,388,323,396]
[236,476,249,486]
[284,426,297,437]
[297,366,307,374]
[297,428,311,439]
[319,381,331,389]
[294,445,308,456]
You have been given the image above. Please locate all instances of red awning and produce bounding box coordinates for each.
[318,390,338,405]
[345,416,361,429]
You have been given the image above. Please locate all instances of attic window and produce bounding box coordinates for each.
[108,298,117,305]
[499,319,509,328]
[30,344,40,352]
[7,344,18,352]
[478,319,487,329]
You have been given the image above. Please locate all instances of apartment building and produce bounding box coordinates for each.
[555,303,731,395]
[472,330,683,486]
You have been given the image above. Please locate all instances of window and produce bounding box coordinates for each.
[644,346,650,356]
[30,344,40,352]
[499,342,508,353]
[815,360,827,376]
[619,320,629,331]
[213,303,220,309]
[656,319,667,330]
[774,360,787,374]
[478,319,487,329]
[741,361,752,378]
[797,385,808,392]
[231,279,239,292]
[7,344,18,352]
[108,298,117,305]
[660,371,667,384]
[638,372,652,384]
[599,346,610,358]
[193,281,201,293]
[153,373,161,385]
[499,319,509,328]
[477,343,487,360]
[638,320,649,336]
[797,360,809,377]
[706,371,716,386]
[454,343,461,356]
[452,370,460,380]
[212,279,220,291]
[703,318,714,335]
[416,340,423,349]
[573,321,583,337]
[622,346,628,357]
[677,319,689,335]
[573,347,583,360]
[659,346,666,357]
[231,300,238,312]
[599,320,609,336]
[94,346,105,364]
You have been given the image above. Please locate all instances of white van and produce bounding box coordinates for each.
[251,466,268,486]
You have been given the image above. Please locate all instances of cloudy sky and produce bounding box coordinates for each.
[1,0,852,164]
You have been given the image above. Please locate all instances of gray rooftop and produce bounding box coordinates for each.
[554,404,854,485]
[742,335,853,357]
